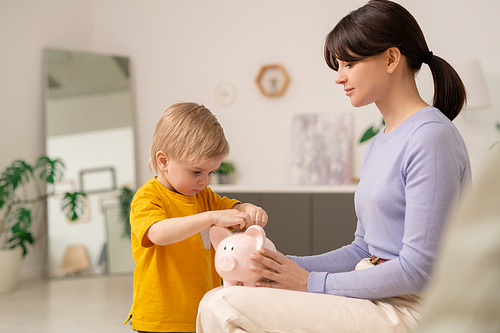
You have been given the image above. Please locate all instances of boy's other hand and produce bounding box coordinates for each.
[239,203,268,228]
[211,209,251,230]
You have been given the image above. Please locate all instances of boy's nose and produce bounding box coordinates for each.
[199,175,210,186]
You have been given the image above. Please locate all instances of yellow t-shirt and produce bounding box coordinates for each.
[125,177,240,332]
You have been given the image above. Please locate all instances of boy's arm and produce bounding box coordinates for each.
[146,209,251,246]
[233,203,268,227]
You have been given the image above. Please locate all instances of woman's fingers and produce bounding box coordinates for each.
[249,248,309,291]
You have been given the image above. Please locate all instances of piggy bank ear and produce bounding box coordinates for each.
[209,226,233,249]
[244,225,266,250]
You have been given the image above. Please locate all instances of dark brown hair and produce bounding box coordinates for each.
[324,0,466,120]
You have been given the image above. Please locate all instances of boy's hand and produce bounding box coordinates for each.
[238,203,268,228]
[210,209,251,230]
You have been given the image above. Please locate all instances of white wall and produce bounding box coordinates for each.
[1,0,499,279]
[89,0,500,186]
[0,0,95,279]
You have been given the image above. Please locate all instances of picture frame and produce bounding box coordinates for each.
[255,64,290,97]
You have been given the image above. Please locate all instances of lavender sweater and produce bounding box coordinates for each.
[289,106,471,299]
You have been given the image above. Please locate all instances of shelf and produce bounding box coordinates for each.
[209,184,357,194]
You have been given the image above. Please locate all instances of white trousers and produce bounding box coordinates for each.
[196,259,422,333]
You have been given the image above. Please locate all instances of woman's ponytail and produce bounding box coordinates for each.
[427,55,467,121]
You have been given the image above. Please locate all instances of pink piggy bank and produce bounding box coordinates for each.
[210,225,276,287]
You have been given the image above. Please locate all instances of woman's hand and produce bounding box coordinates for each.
[249,248,310,292]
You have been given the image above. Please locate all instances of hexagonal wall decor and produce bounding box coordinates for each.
[255,64,290,97]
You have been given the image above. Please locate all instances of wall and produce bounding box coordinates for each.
[0,0,95,279]
[1,0,499,279]
[90,0,500,185]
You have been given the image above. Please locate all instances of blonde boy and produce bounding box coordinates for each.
[125,102,267,332]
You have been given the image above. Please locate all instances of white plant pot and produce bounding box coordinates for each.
[218,173,231,185]
[0,247,23,293]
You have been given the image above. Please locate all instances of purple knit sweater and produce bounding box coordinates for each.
[289,106,471,299]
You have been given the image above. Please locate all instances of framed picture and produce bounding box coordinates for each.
[255,64,290,97]
[79,166,117,194]
[290,112,353,185]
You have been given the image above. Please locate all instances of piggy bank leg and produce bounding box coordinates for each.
[241,280,257,287]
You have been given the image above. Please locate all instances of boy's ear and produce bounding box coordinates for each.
[156,151,169,171]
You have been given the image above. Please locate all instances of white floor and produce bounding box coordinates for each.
[0,274,134,333]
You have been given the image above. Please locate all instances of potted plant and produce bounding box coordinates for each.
[117,186,135,239]
[0,156,86,293]
[216,161,236,184]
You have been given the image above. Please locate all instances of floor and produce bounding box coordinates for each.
[0,274,134,333]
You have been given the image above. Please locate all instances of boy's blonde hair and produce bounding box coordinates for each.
[148,102,230,173]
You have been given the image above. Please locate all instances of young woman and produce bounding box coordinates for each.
[196,1,471,332]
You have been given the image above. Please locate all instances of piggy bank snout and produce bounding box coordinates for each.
[217,254,236,271]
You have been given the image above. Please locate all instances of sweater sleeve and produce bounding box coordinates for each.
[288,239,369,274]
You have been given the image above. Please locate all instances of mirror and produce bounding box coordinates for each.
[44,49,136,278]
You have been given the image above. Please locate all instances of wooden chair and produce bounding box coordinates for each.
[54,244,91,276]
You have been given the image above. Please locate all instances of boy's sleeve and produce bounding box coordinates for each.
[205,187,241,210]
[130,189,169,247]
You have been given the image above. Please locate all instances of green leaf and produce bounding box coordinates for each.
[11,207,32,232]
[217,161,235,174]
[7,207,34,257]
[491,122,500,151]
[61,192,87,221]
[8,231,34,257]
[118,186,135,238]
[358,117,385,144]
[35,156,65,184]
[0,182,9,209]
[359,126,380,144]
[1,159,33,191]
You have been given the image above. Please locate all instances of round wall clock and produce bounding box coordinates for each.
[214,81,237,106]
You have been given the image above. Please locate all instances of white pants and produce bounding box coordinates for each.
[196,259,422,333]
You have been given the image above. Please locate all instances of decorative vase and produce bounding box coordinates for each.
[0,247,23,293]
